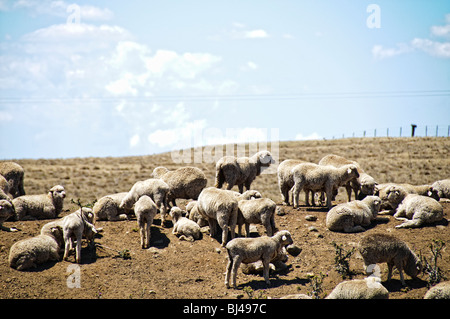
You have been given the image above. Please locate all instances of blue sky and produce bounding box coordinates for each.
[0,0,449,159]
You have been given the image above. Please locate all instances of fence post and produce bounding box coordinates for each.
[425,126,428,137]
[411,124,417,137]
[387,128,389,137]
[436,125,438,137]
[374,129,377,137]
[400,127,402,137]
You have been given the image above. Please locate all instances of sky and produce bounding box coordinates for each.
[0,0,449,159]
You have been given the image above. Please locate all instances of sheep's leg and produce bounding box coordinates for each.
[262,258,271,286]
[398,268,406,286]
[395,219,423,229]
[75,235,82,264]
[280,185,290,206]
[245,223,251,237]
[238,184,244,194]
[292,183,303,209]
[221,226,229,247]
[231,256,242,288]
[387,262,394,281]
[225,255,233,289]
[325,186,333,209]
[63,237,71,261]
[345,184,352,202]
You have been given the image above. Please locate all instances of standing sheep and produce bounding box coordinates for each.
[326,278,389,299]
[134,195,158,249]
[394,194,444,229]
[0,199,17,232]
[12,185,66,220]
[225,230,294,288]
[215,151,274,194]
[120,178,169,225]
[326,196,382,233]
[277,159,306,206]
[93,192,133,221]
[0,161,25,198]
[170,207,202,242]
[237,197,277,237]
[152,166,207,207]
[358,233,422,286]
[431,179,450,200]
[292,163,360,209]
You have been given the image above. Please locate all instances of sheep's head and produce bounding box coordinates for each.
[49,185,66,201]
[169,207,183,221]
[364,196,382,217]
[152,166,169,179]
[275,230,294,246]
[427,187,440,201]
[0,199,14,222]
[405,251,423,279]
[240,190,262,200]
[346,164,360,179]
[384,186,407,208]
[257,151,274,167]
[119,193,134,210]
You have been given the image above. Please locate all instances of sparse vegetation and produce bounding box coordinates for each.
[420,239,447,287]
[307,272,328,299]
[331,241,355,279]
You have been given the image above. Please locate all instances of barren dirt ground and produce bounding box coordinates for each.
[1,137,449,299]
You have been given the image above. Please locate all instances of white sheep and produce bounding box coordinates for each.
[0,199,17,232]
[93,192,133,221]
[377,182,439,204]
[358,233,422,286]
[224,230,294,288]
[292,163,360,209]
[277,159,306,206]
[394,194,444,229]
[120,178,170,225]
[423,281,450,299]
[237,197,277,237]
[170,207,202,242]
[152,166,207,206]
[215,151,274,193]
[0,161,25,198]
[326,196,382,233]
[12,185,66,221]
[134,195,158,249]
[186,200,208,227]
[431,179,450,200]
[326,278,389,299]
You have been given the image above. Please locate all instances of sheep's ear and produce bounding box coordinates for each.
[347,168,352,174]
[282,235,287,242]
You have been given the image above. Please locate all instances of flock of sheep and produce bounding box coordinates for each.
[1,150,449,299]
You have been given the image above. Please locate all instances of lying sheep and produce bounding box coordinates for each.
[423,281,450,299]
[0,175,12,201]
[394,194,444,229]
[215,151,274,194]
[225,230,294,288]
[326,278,389,299]
[292,163,360,209]
[13,185,66,221]
[120,178,169,225]
[377,183,439,204]
[0,199,17,232]
[241,246,289,275]
[326,196,381,233]
[93,192,133,221]
[358,233,422,286]
[432,179,450,200]
[277,159,306,206]
[134,195,158,249]
[237,197,277,237]
[62,208,98,264]
[9,221,64,271]
[170,207,202,242]
[152,166,207,206]
[0,161,25,198]
[186,201,208,227]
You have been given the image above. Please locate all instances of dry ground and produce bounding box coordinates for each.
[0,137,449,299]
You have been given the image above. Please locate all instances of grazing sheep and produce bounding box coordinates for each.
[0,199,17,232]
[12,185,66,221]
[134,195,158,249]
[0,161,25,198]
[93,192,132,221]
[292,163,360,209]
[120,178,170,225]
[237,197,277,237]
[170,207,202,242]
[62,208,98,264]
[318,154,377,201]
[394,194,444,229]
[152,166,207,206]
[431,179,450,200]
[225,230,294,288]
[277,159,306,206]
[358,233,422,286]
[215,151,274,194]
[326,278,389,299]
[423,281,450,299]
[326,196,381,233]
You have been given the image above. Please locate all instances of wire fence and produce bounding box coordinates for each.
[330,124,450,139]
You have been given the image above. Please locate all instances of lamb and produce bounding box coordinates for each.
[186,201,208,227]
[394,194,444,229]
[215,151,274,194]
[326,196,382,233]
[62,207,98,264]
[326,278,389,299]
[237,197,277,237]
[0,199,17,232]
[377,183,439,203]
[9,221,64,270]
[0,161,25,198]
[358,233,422,286]
[120,178,169,225]
[134,195,158,249]
[277,159,306,206]
[170,206,202,242]
[423,281,450,299]
[93,192,133,221]
[0,175,12,200]
[431,179,450,200]
[12,185,66,221]
[152,166,207,206]
[292,163,360,209]
[224,230,294,288]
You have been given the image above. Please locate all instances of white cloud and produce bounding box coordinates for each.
[372,44,411,59]
[247,61,258,70]
[411,38,450,58]
[295,132,322,141]
[0,111,13,122]
[129,134,140,148]
[244,29,269,39]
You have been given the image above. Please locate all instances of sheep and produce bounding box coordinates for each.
[224,230,294,288]
[215,151,274,194]
[186,200,208,227]
[0,199,17,232]
[93,192,133,221]
[423,281,450,299]
[9,221,64,271]
[0,175,12,200]
[169,206,202,242]
[152,166,207,206]
[376,182,439,204]
[120,178,170,225]
[326,278,389,299]
[0,161,25,198]
[292,163,360,209]
[134,195,158,249]
[318,154,377,201]
[62,207,98,264]
[241,246,289,275]
[237,197,277,237]
[394,194,444,229]
[12,185,66,221]
[358,233,422,286]
[325,196,382,233]
[431,179,450,200]
[277,159,306,206]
